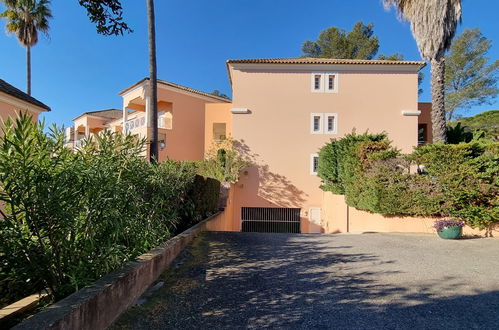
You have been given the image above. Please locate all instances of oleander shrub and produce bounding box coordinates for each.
[0,114,219,307]
[318,131,499,230]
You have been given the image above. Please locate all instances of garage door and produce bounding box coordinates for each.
[241,207,301,233]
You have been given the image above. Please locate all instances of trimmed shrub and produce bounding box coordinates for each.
[177,175,221,233]
[411,142,499,229]
[317,132,387,194]
[318,131,499,230]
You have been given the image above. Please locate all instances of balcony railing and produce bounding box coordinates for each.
[74,139,85,148]
[124,116,146,134]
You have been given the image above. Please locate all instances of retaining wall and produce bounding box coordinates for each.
[14,213,223,330]
[322,192,498,237]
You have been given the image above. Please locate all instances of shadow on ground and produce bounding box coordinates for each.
[111,232,499,330]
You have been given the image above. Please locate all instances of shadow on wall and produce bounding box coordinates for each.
[113,233,499,329]
[234,139,308,208]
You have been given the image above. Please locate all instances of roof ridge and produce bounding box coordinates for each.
[226,57,426,66]
[0,79,51,111]
[119,78,231,103]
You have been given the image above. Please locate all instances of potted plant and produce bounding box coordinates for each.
[433,219,465,239]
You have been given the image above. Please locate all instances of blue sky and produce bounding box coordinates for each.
[0,0,498,127]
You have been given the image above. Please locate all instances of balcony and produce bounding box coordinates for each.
[124,116,146,134]
[74,139,85,148]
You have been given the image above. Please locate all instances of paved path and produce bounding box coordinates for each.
[111,232,499,329]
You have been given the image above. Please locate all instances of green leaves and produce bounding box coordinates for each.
[302,21,379,60]
[78,0,132,35]
[445,28,499,120]
[0,115,219,306]
[318,130,498,230]
[317,132,387,194]
[197,138,250,185]
[0,0,52,46]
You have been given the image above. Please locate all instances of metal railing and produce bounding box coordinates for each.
[74,139,85,148]
[241,207,301,233]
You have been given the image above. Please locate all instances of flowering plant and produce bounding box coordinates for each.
[433,219,465,232]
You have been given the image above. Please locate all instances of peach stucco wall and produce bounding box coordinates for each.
[204,103,233,154]
[322,192,498,237]
[229,65,420,233]
[155,88,219,162]
[205,186,238,232]
[0,99,40,128]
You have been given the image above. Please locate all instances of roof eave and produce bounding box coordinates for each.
[119,77,231,103]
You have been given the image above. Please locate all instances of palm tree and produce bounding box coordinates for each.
[0,0,52,95]
[384,0,462,143]
[146,0,158,162]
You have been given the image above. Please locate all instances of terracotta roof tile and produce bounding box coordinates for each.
[119,78,231,103]
[73,109,122,121]
[226,57,426,68]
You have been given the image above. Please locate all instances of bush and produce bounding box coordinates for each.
[411,142,499,229]
[0,114,219,307]
[317,132,387,194]
[197,138,249,186]
[177,175,220,233]
[318,131,499,230]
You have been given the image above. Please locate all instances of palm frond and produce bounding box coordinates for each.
[0,0,51,46]
[384,0,462,60]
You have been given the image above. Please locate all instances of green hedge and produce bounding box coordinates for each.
[0,114,220,308]
[318,132,499,230]
[176,175,221,234]
[317,132,387,194]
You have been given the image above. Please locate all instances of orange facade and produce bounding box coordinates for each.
[205,59,427,233]
[70,79,230,161]
[71,59,431,234]
[0,79,50,126]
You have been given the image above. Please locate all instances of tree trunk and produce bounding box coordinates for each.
[147,0,158,162]
[27,46,31,96]
[430,57,447,143]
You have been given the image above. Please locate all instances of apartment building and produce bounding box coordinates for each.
[206,58,428,233]
[68,59,430,234]
[68,78,230,161]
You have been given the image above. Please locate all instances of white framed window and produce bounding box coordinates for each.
[324,113,338,134]
[311,73,323,92]
[310,153,319,175]
[325,73,338,93]
[311,73,339,93]
[310,113,323,134]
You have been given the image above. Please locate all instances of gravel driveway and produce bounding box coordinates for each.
[111,232,499,330]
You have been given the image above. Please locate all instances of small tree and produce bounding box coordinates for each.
[302,21,379,59]
[198,139,249,208]
[445,28,499,120]
[199,138,249,186]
